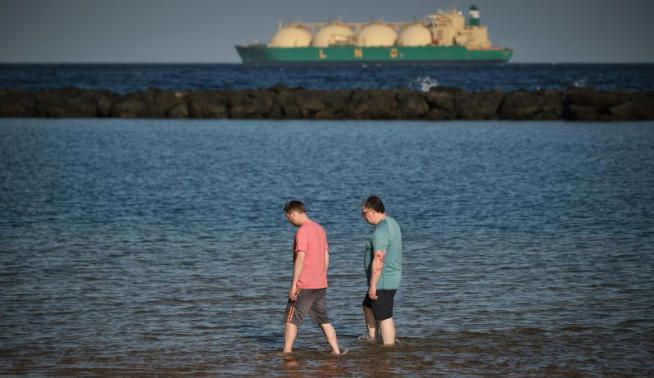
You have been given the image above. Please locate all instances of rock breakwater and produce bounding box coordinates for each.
[1,86,653,121]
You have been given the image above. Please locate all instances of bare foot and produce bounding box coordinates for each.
[330,348,349,356]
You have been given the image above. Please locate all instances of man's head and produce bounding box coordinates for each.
[361,195,386,225]
[284,200,308,226]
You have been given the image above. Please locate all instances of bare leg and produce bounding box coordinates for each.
[362,306,377,341]
[284,322,298,353]
[379,317,395,346]
[319,323,340,354]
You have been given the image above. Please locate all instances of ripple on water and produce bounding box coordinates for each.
[1,119,653,375]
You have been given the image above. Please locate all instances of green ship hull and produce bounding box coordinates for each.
[236,44,512,63]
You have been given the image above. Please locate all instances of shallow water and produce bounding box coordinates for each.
[1,119,653,376]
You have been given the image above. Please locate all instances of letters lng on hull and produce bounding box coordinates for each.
[235,5,513,63]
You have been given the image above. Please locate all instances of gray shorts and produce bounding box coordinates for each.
[285,288,330,326]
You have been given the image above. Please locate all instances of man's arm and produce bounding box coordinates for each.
[368,250,385,300]
[289,251,305,301]
[325,249,329,269]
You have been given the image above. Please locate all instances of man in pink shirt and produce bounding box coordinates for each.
[283,200,341,355]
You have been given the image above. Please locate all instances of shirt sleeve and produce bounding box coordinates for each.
[371,225,390,252]
[295,226,309,253]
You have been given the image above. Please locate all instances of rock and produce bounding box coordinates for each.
[0,89,36,117]
[34,87,98,117]
[425,108,453,120]
[296,90,325,119]
[498,91,543,119]
[564,104,600,121]
[540,90,564,120]
[565,87,626,112]
[609,102,636,120]
[608,92,654,120]
[168,103,189,118]
[254,90,276,117]
[425,87,461,113]
[277,89,302,119]
[367,90,397,119]
[228,90,273,118]
[110,92,146,118]
[142,88,187,118]
[456,90,504,120]
[347,90,369,119]
[268,84,296,118]
[498,90,563,120]
[267,97,283,119]
[318,90,351,119]
[187,91,227,118]
[628,92,654,120]
[397,90,429,119]
[96,91,115,117]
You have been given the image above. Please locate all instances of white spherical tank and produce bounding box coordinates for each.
[311,23,354,47]
[397,23,432,46]
[269,25,312,47]
[355,23,397,47]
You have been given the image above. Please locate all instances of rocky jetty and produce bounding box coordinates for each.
[1,86,653,121]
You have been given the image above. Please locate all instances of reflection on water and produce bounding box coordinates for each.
[1,119,653,375]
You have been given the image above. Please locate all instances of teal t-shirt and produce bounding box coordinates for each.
[364,216,402,290]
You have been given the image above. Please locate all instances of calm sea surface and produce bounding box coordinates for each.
[1,119,654,376]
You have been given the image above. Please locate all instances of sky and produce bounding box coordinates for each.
[1,0,654,63]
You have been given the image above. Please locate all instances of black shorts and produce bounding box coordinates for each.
[285,288,330,326]
[362,289,397,321]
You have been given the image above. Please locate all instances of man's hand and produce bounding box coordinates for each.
[368,285,378,300]
[289,284,299,302]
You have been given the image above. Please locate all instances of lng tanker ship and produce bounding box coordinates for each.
[236,5,512,63]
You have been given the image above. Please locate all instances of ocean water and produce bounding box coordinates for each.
[1,119,653,376]
[1,63,654,93]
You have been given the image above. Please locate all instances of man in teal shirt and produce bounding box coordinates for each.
[361,195,402,345]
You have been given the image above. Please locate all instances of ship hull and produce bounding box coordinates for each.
[236,45,512,63]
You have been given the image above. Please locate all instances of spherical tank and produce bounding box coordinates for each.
[269,26,312,47]
[397,23,432,46]
[311,23,354,47]
[355,23,397,47]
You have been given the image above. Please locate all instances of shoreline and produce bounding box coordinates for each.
[1,86,653,121]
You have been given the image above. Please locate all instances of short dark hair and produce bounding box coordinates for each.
[284,200,305,214]
[362,196,385,213]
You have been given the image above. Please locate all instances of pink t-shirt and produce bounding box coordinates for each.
[294,220,329,289]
